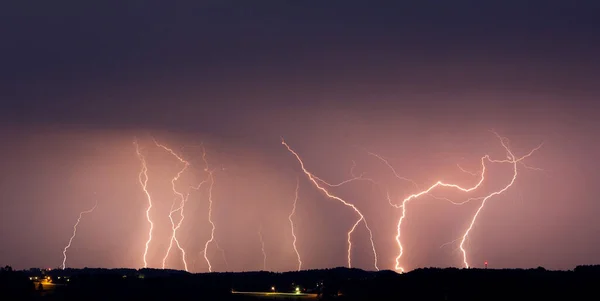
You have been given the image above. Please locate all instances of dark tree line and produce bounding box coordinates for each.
[0,265,36,299]
[3,265,600,300]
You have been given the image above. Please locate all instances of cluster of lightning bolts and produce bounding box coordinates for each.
[132,138,304,273]
[59,131,540,273]
[282,139,380,271]
[133,138,219,272]
[61,199,98,270]
[281,131,542,272]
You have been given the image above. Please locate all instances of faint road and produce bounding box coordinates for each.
[232,291,318,299]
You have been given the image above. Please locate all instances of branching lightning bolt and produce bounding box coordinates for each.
[154,140,214,272]
[288,177,302,271]
[134,139,154,268]
[380,132,542,272]
[458,133,542,268]
[258,225,267,271]
[457,163,481,176]
[369,153,478,207]
[282,139,379,271]
[154,139,191,271]
[61,200,98,270]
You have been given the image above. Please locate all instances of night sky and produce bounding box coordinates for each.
[1,1,599,272]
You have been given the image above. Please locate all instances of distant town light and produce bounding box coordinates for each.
[271,286,275,291]
[295,287,300,294]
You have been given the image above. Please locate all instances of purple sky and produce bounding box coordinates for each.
[1,1,599,272]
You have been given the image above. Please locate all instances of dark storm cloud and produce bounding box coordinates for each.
[1,1,599,132]
[1,1,600,271]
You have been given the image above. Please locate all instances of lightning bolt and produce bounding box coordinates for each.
[202,168,217,272]
[61,200,98,270]
[457,163,481,176]
[154,141,215,272]
[458,133,543,268]
[288,177,302,271]
[384,132,542,272]
[258,225,267,271]
[282,139,379,271]
[134,139,154,268]
[369,153,477,207]
[214,240,229,270]
[153,139,191,271]
[367,152,420,190]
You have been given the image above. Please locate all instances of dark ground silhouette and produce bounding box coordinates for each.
[2,265,600,300]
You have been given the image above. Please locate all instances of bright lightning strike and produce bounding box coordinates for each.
[61,200,98,270]
[202,168,217,272]
[288,177,302,271]
[282,139,379,271]
[258,225,267,271]
[385,132,542,272]
[154,139,191,271]
[458,133,543,268]
[134,139,154,268]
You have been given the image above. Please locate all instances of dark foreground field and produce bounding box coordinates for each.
[1,265,600,300]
